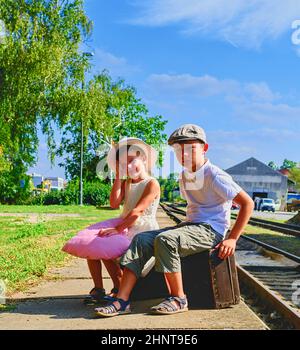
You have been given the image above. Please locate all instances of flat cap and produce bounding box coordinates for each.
[168,124,207,145]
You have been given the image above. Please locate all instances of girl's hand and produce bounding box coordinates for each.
[98,227,119,237]
[116,160,127,179]
[115,160,121,179]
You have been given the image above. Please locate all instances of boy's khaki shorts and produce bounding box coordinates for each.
[120,222,223,278]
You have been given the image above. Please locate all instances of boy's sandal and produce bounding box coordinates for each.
[150,296,188,315]
[83,287,106,305]
[94,297,131,318]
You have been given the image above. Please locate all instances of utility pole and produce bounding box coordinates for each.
[79,51,94,206]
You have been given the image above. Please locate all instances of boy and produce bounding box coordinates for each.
[95,124,254,317]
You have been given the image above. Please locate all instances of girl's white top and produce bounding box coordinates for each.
[120,177,160,239]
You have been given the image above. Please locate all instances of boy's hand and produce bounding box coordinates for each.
[215,239,236,259]
[98,228,118,236]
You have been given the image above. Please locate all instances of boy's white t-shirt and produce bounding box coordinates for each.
[179,159,242,237]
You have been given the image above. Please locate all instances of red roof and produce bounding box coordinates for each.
[279,168,290,176]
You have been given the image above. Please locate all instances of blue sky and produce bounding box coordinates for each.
[28,0,300,178]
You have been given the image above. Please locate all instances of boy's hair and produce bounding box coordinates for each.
[176,139,205,146]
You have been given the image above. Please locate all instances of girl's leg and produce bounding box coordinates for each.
[102,259,123,294]
[87,259,104,292]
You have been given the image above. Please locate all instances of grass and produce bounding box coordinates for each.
[241,223,300,257]
[0,205,121,296]
[0,204,114,215]
[253,218,286,224]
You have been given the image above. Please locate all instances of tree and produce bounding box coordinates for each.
[268,161,278,170]
[280,159,297,170]
[0,2,90,174]
[56,71,168,181]
[0,145,9,172]
[0,0,111,202]
[289,168,300,191]
[158,173,181,202]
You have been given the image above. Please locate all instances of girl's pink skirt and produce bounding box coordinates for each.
[62,217,131,260]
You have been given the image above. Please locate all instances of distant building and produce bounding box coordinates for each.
[44,177,65,191]
[226,157,288,203]
[20,173,43,189]
[278,168,290,177]
[25,173,65,193]
[31,173,44,188]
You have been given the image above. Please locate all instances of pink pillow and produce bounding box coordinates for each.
[62,217,131,260]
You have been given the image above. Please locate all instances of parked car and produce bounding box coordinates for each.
[258,198,275,212]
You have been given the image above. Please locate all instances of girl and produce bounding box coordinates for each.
[62,137,160,304]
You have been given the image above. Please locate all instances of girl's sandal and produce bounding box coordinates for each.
[83,287,106,305]
[103,287,119,302]
[150,296,188,315]
[94,297,131,318]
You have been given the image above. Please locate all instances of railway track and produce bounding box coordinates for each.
[231,212,300,238]
[165,203,300,263]
[166,203,300,237]
[160,202,300,329]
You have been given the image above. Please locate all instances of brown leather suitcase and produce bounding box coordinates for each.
[209,249,240,308]
[131,249,240,309]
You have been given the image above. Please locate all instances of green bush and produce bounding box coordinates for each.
[21,180,111,206]
[0,173,33,205]
[83,181,111,206]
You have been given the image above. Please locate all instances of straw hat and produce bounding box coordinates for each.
[107,137,157,173]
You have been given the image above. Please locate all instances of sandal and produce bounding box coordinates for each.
[150,296,188,315]
[103,287,119,302]
[94,297,131,318]
[83,287,106,305]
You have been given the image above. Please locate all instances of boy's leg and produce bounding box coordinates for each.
[164,272,184,297]
[155,223,222,274]
[116,227,170,300]
[152,223,222,312]
[94,226,176,316]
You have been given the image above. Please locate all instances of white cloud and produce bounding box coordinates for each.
[92,48,140,78]
[146,73,279,101]
[207,127,300,169]
[234,101,300,125]
[144,71,300,168]
[146,73,239,97]
[210,128,299,142]
[244,82,280,102]
[145,72,300,127]
[128,0,300,48]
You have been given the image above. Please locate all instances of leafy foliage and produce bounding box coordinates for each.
[0,1,168,204]
[23,179,111,206]
[268,161,277,170]
[56,71,168,181]
[0,0,93,170]
[158,173,184,202]
[289,168,300,191]
[280,159,297,170]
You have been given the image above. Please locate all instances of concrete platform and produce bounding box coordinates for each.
[0,207,267,330]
